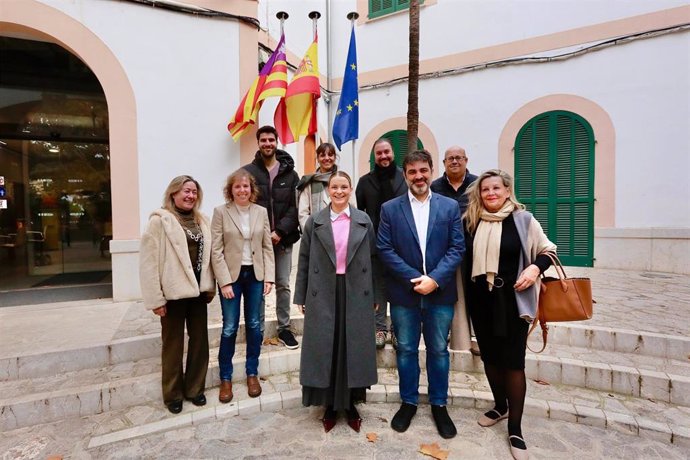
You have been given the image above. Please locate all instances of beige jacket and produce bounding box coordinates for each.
[139,209,215,310]
[210,203,275,287]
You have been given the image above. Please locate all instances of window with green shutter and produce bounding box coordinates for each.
[514,111,594,267]
[369,129,424,169]
[369,0,424,19]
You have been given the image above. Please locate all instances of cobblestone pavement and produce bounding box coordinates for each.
[5,403,688,459]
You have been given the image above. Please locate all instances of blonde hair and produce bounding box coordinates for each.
[223,169,259,203]
[162,175,204,223]
[463,169,524,234]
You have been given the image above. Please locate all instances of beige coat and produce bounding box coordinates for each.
[139,209,215,310]
[210,203,275,287]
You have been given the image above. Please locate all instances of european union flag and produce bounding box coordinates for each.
[332,25,359,151]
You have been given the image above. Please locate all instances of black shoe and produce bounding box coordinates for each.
[391,403,417,432]
[278,330,299,349]
[431,405,457,439]
[166,400,183,414]
[186,394,207,407]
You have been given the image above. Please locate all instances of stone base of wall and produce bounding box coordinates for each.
[110,239,141,301]
[595,228,690,274]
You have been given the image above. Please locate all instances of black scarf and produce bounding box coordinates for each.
[372,163,397,205]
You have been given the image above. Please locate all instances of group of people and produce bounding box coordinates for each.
[139,125,556,460]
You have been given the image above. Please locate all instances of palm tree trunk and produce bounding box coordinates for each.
[407,0,420,153]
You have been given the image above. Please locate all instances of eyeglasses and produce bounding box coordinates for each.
[444,156,467,163]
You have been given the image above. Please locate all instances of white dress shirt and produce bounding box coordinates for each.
[408,190,432,274]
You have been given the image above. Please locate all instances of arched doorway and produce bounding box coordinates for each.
[369,129,424,169]
[0,36,112,296]
[514,110,594,267]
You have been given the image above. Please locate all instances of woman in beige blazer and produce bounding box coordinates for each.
[211,169,275,403]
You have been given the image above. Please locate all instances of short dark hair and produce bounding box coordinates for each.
[256,125,278,141]
[373,138,392,150]
[316,142,336,157]
[402,149,433,173]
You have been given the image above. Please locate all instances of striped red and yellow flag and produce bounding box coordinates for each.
[274,35,320,145]
[228,35,288,140]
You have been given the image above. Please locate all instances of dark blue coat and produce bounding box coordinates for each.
[377,192,465,306]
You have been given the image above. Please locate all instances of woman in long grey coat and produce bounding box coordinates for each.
[294,171,384,433]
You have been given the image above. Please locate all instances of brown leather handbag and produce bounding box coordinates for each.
[527,253,593,353]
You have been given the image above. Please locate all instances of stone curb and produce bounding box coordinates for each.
[3,344,690,431]
[85,385,690,450]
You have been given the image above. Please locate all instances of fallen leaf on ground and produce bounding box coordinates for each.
[263,337,280,346]
[366,432,378,443]
[533,379,550,385]
[419,442,449,460]
[46,456,63,460]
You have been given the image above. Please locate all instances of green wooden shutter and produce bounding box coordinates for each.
[515,111,594,267]
[370,129,424,169]
[369,0,424,19]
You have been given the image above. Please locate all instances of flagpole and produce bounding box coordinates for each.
[303,11,321,175]
[346,11,359,182]
[276,11,288,36]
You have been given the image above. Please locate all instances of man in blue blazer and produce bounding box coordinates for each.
[377,150,465,439]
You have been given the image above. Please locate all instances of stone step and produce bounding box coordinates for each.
[529,322,690,361]
[4,333,689,432]
[0,317,305,382]
[59,368,689,449]
[377,340,690,407]
[3,315,686,383]
[0,341,301,431]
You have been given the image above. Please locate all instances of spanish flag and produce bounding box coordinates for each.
[274,35,321,145]
[228,34,288,140]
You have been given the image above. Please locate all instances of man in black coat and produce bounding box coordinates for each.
[242,125,300,349]
[430,145,479,353]
[355,138,407,349]
[430,145,478,217]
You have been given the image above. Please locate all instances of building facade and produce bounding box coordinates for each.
[0,0,688,305]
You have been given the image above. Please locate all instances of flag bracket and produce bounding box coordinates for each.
[346,12,359,21]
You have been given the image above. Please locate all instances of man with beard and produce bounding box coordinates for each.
[242,125,301,349]
[355,138,407,349]
[377,150,465,439]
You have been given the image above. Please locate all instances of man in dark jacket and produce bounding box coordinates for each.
[430,145,479,353]
[242,125,301,349]
[355,138,407,349]
[430,145,478,217]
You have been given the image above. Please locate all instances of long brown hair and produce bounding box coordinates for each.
[463,169,524,234]
[162,175,204,223]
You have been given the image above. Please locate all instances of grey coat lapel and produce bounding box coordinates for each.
[312,208,337,268]
[346,207,369,267]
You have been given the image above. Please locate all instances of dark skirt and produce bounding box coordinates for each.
[469,275,529,370]
[302,275,367,410]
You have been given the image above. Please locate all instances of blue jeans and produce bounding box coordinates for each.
[391,301,454,406]
[218,266,263,381]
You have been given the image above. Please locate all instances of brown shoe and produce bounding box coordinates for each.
[247,375,262,398]
[219,380,233,403]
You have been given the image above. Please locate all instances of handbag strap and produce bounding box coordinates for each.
[526,304,548,353]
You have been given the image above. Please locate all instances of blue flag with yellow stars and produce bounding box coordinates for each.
[332,25,359,151]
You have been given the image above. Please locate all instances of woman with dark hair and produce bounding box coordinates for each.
[211,169,274,403]
[139,175,215,414]
[295,171,383,433]
[464,169,556,460]
[296,142,353,232]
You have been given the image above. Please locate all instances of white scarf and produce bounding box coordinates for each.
[471,201,515,290]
